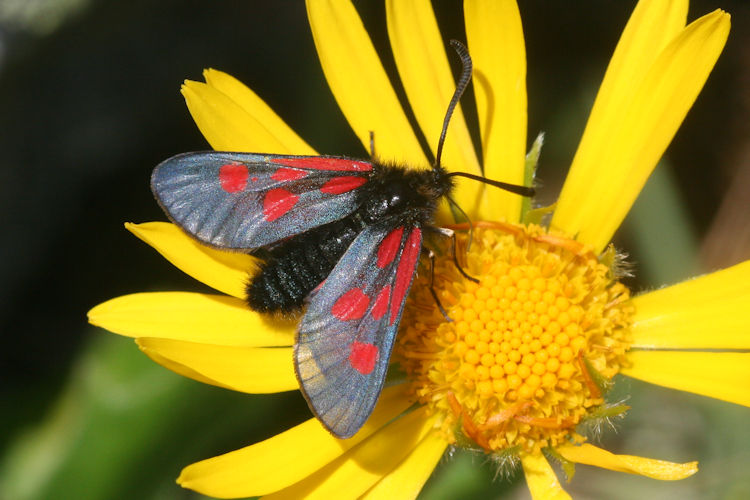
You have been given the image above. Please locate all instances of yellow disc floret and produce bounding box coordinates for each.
[395,223,633,455]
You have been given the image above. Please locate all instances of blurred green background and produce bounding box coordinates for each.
[1,1,748,499]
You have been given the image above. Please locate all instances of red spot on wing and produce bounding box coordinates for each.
[349,341,379,375]
[272,157,372,172]
[371,285,391,321]
[219,164,249,192]
[377,227,404,268]
[320,176,367,195]
[271,167,309,182]
[331,288,370,321]
[263,188,299,222]
[390,228,422,325]
[251,176,259,182]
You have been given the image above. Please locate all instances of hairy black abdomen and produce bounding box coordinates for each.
[246,161,452,313]
[246,214,366,313]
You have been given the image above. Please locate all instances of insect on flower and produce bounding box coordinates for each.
[151,41,534,438]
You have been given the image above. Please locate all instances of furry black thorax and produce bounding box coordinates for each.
[246,161,453,314]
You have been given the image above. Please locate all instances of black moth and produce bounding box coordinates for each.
[151,41,534,438]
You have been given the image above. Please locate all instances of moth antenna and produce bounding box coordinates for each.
[368,130,376,158]
[434,40,472,169]
[436,42,535,199]
[445,171,536,198]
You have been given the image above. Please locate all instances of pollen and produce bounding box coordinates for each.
[395,223,633,455]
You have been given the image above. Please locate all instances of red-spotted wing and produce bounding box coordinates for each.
[151,152,372,249]
[295,222,423,438]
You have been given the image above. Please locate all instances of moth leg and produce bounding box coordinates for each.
[445,194,475,252]
[431,227,478,284]
[423,248,452,322]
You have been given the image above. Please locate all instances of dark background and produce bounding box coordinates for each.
[1,1,748,498]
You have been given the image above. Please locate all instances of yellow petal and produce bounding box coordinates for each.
[623,351,750,407]
[305,0,426,167]
[182,75,315,155]
[465,0,527,223]
[201,68,316,155]
[264,409,433,499]
[553,7,730,252]
[88,292,294,346]
[557,443,697,480]
[566,0,687,179]
[521,453,571,500]
[551,0,687,243]
[177,385,412,498]
[362,430,447,500]
[631,260,750,349]
[127,221,253,298]
[386,0,482,219]
[136,337,297,394]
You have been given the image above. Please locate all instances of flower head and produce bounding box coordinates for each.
[88,1,748,498]
[397,223,634,457]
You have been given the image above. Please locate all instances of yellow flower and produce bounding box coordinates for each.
[87,1,745,498]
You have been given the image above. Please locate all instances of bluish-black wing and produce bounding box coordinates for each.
[295,222,423,438]
[151,152,372,249]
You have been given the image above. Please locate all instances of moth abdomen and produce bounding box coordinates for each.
[246,212,368,313]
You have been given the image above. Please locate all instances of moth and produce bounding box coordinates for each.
[151,41,533,438]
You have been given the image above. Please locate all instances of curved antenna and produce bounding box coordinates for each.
[436,40,535,199]
[434,40,472,169]
[446,171,536,197]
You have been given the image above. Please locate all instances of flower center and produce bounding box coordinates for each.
[395,223,633,455]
